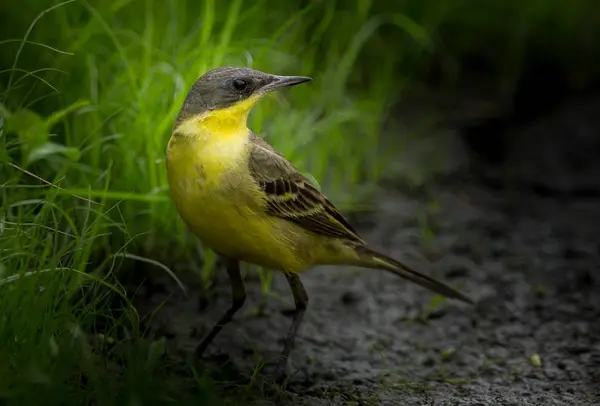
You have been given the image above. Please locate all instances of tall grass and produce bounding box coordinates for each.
[2,0,421,254]
[1,0,598,403]
[0,0,419,402]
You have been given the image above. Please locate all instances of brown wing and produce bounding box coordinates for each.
[248,132,364,243]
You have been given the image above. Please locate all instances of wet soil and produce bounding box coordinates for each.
[134,176,600,405]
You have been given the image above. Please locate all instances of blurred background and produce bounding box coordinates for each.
[1,1,599,405]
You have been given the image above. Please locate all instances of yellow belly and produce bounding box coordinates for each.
[165,133,309,272]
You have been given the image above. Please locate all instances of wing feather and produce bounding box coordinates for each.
[248,132,364,243]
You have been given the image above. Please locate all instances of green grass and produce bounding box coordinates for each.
[1,0,598,404]
[1,0,415,255]
[0,159,222,404]
[0,0,410,403]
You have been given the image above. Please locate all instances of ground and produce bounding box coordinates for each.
[133,176,600,405]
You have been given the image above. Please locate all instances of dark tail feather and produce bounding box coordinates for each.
[356,246,473,304]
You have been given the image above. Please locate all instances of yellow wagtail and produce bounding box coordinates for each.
[165,67,472,379]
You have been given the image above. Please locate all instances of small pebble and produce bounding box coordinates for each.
[530,353,542,368]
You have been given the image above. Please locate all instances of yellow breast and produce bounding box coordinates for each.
[166,118,253,229]
[165,115,307,271]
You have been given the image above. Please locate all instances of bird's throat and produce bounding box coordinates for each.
[175,96,259,140]
[199,108,249,136]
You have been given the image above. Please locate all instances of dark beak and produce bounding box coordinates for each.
[260,75,312,93]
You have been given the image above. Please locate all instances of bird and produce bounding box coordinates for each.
[165,66,472,381]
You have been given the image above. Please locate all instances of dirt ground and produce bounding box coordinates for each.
[134,174,600,405]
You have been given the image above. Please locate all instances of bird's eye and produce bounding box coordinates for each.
[233,79,248,91]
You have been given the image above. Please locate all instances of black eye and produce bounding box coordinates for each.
[233,79,248,91]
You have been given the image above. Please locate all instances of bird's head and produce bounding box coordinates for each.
[174,66,312,136]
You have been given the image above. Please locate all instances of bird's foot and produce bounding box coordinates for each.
[259,371,288,401]
[194,343,207,360]
[269,369,288,386]
[191,344,231,376]
[194,333,216,360]
[262,356,290,387]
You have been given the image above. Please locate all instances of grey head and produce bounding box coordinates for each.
[176,66,312,123]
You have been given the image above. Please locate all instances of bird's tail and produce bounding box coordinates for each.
[354,245,473,304]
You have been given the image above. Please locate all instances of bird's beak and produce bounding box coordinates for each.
[260,75,312,93]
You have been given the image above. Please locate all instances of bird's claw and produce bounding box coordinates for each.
[194,345,205,359]
[258,356,289,390]
[272,356,290,382]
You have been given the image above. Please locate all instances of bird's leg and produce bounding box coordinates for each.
[195,257,246,358]
[273,272,308,381]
